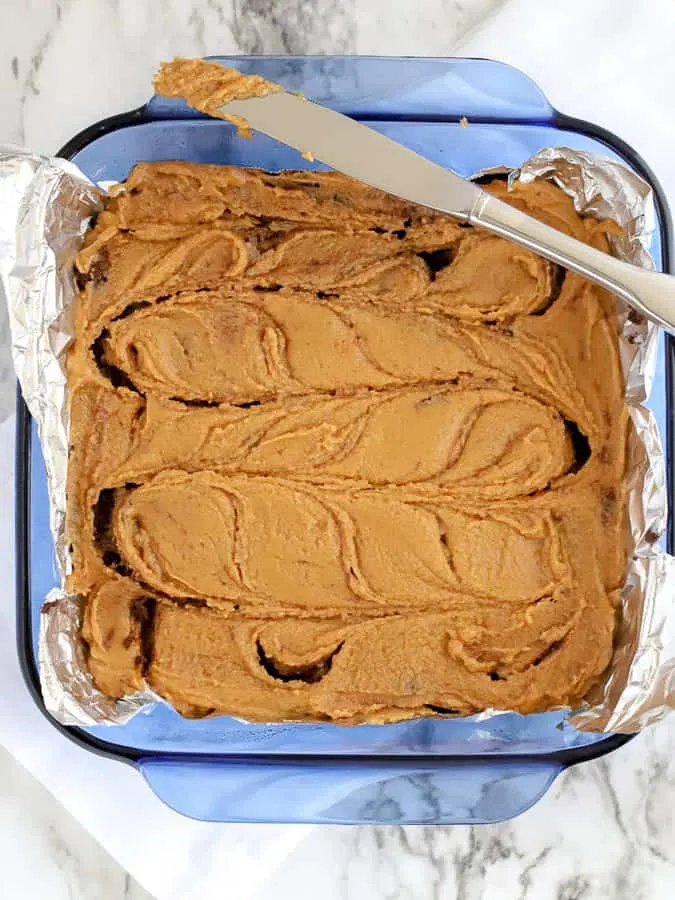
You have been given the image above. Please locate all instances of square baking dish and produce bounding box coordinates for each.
[16,56,674,824]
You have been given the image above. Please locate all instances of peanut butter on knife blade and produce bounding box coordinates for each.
[154,57,282,137]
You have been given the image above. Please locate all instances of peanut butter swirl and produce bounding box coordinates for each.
[68,161,627,722]
[153,58,282,137]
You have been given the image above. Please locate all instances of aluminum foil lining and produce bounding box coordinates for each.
[1,144,674,732]
[39,590,155,726]
[0,149,156,725]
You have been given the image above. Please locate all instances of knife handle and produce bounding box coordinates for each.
[470,193,674,331]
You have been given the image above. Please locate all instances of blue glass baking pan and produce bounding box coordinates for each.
[16,56,674,824]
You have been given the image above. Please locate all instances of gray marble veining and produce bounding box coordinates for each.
[1,1,675,899]
[229,0,355,54]
[261,728,675,900]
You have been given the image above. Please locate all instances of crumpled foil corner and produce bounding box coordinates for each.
[2,144,674,731]
[39,590,153,726]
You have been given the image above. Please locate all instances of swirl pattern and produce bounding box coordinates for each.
[69,162,627,721]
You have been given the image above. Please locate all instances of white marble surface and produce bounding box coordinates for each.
[1,1,675,898]
[0,748,153,900]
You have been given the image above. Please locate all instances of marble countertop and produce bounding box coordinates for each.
[3,726,674,900]
[1,1,674,898]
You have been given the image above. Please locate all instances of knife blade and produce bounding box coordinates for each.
[220,92,482,221]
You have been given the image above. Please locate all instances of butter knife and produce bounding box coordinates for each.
[220,91,673,331]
